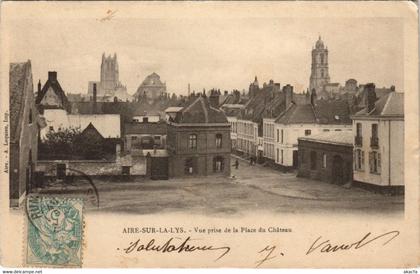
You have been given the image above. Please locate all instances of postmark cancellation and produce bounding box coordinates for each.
[25,195,83,267]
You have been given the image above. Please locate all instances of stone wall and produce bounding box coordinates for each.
[37,155,146,177]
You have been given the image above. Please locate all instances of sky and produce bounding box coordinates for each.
[6,9,403,96]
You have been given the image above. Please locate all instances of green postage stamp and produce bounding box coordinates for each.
[26,196,83,267]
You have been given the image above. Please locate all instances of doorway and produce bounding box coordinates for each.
[332,155,345,185]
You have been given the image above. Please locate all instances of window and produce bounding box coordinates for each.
[334,129,342,131]
[305,129,311,136]
[281,150,284,164]
[310,151,317,170]
[276,148,279,163]
[122,166,130,175]
[49,126,54,131]
[143,117,149,123]
[369,151,381,174]
[356,123,362,137]
[281,129,284,143]
[321,69,324,78]
[216,134,222,149]
[185,158,194,174]
[189,134,197,149]
[372,124,378,138]
[29,109,33,124]
[154,136,161,145]
[276,129,279,142]
[131,136,137,141]
[320,53,324,64]
[322,153,327,168]
[323,129,330,132]
[213,156,224,172]
[355,149,365,170]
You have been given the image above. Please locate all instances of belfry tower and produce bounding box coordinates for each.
[309,36,330,93]
[100,53,119,91]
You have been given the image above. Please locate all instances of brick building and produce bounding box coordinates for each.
[297,131,353,185]
[166,95,231,177]
[9,61,44,207]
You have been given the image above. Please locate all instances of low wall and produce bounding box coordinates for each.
[37,156,146,177]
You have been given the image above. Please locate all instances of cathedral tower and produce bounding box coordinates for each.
[309,36,330,93]
[100,53,119,91]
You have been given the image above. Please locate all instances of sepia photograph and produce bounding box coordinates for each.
[0,1,418,269]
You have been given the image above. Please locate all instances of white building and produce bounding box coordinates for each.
[41,109,120,139]
[262,118,275,160]
[351,85,404,188]
[236,119,258,156]
[271,92,352,169]
[220,104,244,151]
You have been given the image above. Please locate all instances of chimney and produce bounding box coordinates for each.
[365,83,376,113]
[48,71,57,82]
[283,84,293,107]
[390,85,395,92]
[92,83,97,114]
[37,80,41,93]
[310,88,317,106]
[188,83,191,96]
[209,89,220,109]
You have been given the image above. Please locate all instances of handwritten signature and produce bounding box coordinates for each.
[306,230,400,255]
[97,9,117,22]
[122,237,231,261]
[255,245,284,267]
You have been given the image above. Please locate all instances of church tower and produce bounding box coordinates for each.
[309,36,330,93]
[100,53,119,91]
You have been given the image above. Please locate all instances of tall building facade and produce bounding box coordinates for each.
[10,61,42,207]
[309,36,330,93]
[100,53,120,91]
[87,53,132,102]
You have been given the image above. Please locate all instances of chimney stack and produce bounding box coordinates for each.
[209,89,220,109]
[283,84,293,107]
[37,80,41,93]
[93,83,97,114]
[365,83,376,113]
[48,71,57,82]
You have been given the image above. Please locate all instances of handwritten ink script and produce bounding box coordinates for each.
[122,237,231,261]
[306,230,400,255]
[255,245,284,267]
[97,9,117,22]
[118,227,399,266]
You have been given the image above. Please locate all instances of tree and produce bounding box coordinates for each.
[39,126,109,160]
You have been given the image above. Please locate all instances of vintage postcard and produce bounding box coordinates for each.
[0,1,418,268]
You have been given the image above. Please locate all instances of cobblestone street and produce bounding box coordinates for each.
[36,156,404,217]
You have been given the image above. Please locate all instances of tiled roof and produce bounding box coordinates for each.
[172,96,228,124]
[10,61,31,142]
[275,99,352,125]
[275,104,316,124]
[354,92,404,117]
[299,130,353,146]
[239,87,286,123]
